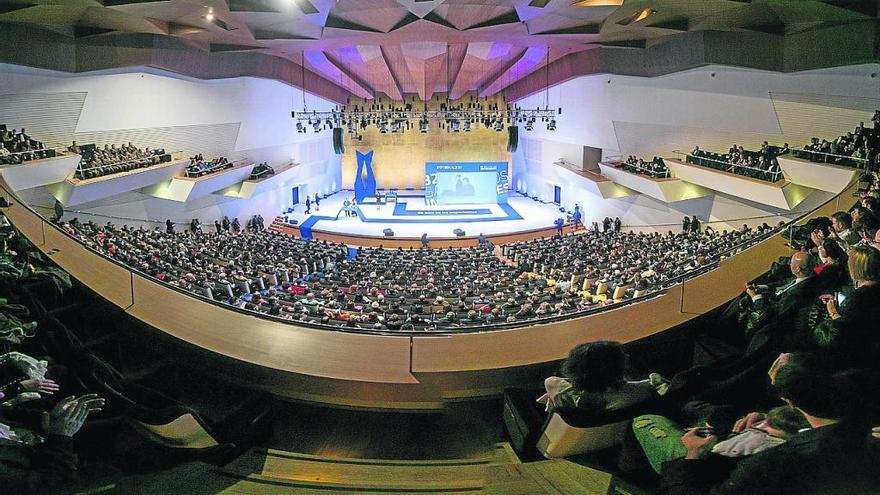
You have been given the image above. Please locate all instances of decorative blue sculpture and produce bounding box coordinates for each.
[353,150,376,204]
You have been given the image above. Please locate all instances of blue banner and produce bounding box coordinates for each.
[424,162,509,205]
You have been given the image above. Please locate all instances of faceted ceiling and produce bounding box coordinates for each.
[0,0,877,101]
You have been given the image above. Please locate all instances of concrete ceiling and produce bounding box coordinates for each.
[0,0,877,102]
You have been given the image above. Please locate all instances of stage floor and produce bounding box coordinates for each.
[290,191,562,239]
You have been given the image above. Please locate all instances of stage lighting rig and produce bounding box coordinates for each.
[290,102,558,135]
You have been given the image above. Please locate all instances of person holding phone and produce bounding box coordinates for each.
[814,245,880,369]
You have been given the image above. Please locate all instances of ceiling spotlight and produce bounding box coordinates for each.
[296,122,305,133]
[419,118,429,133]
[547,119,556,131]
[205,7,214,21]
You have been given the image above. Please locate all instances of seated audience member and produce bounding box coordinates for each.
[829,211,860,246]
[656,354,880,495]
[814,245,880,369]
[630,404,808,474]
[537,341,668,414]
[1,393,105,492]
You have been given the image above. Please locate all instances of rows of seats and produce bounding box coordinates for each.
[0,206,273,493]
[185,154,231,177]
[0,125,55,164]
[59,216,776,332]
[508,173,880,493]
[688,143,783,182]
[795,111,880,170]
[619,155,669,178]
[72,142,171,180]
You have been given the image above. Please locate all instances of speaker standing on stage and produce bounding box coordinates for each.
[421,233,429,248]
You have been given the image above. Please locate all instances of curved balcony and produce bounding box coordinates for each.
[0,172,857,410]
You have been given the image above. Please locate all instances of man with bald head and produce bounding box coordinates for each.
[743,251,822,352]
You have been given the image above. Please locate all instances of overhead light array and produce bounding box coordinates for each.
[291,103,560,135]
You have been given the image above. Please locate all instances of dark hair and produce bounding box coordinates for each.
[820,239,846,263]
[561,341,627,393]
[831,211,853,230]
[773,353,860,420]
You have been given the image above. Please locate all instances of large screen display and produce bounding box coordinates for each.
[424,162,509,205]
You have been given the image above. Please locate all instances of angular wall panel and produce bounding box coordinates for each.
[0,91,87,148]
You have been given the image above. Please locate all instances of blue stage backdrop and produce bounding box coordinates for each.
[425,162,509,205]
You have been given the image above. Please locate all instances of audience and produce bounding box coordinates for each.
[75,142,169,180]
[654,353,879,494]
[186,154,231,177]
[249,162,275,180]
[537,341,668,414]
[688,144,782,182]
[57,216,777,332]
[0,125,54,164]
[798,114,879,170]
[621,156,670,178]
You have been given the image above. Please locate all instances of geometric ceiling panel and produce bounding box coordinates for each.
[0,0,876,103]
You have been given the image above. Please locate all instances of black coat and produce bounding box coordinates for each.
[659,422,880,495]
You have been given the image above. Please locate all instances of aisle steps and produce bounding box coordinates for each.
[97,442,614,494]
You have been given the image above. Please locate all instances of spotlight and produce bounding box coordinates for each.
[524,120,533,131]
[547,119,556,131]
[419,118,429,133]
[296,122,305,133]
[205,7,214,21]
[464,121,471,132]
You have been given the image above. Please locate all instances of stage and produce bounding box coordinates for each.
[279,191,567,245]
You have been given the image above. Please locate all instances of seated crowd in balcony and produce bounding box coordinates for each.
[72,142,169,180]
[621,156,670,178]
[249,162,275,180]
[185,154,231,177]
[797,113,880,169]
[689,143,783,182]
[58,214,776,332]
[0,125,54,164]
[532,174,880,493]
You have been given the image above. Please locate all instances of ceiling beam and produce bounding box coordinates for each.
[379,45,406,101]
[477,47,527,96]
[323,50,375,98]
[446,43,468,99]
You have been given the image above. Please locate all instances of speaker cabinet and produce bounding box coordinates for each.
[333,127,345,155]
[507,126,519,152]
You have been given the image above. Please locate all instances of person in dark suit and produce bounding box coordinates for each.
[658,354,880,495]
[829,211,859,247]
[683,216,691,232]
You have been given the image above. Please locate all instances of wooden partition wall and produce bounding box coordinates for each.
[0,174,856,410]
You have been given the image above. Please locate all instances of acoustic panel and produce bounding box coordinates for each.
[769,91,880,145]
[0,91,87,148]
[72,122,242,159]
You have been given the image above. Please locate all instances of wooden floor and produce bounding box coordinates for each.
[107,443,613,494]
[262,399,504,461]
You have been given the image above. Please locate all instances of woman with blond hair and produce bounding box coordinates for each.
[816,245,880,368]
